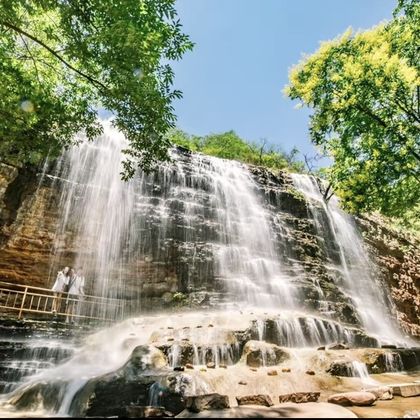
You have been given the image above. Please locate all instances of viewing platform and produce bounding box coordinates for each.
[0,281,124,323]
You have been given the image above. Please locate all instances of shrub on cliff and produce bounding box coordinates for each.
[169,129,304,173]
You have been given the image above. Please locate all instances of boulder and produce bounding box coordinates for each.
[241,341,289,368]
[328,391,377,406]
[327,343,349,350]
[185,394,230,413]
[157,342,195,366]
[127,345,168,373]
[206,362,216,369]
[267,369,278,376]
[305,370,315,375]
[236,394,273,407]
[327,361,353,377]
[363,386,393,400]
[68,346,188,417]
[279,392,320,403]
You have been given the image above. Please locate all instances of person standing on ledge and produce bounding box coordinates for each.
[66,267,85,323]
[51,266,70,314]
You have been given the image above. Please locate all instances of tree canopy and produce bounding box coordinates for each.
[170,129,304,172]
[0,0,193,177]
[285,0,419,225]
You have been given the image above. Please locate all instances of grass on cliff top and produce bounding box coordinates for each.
[168,129,305,173]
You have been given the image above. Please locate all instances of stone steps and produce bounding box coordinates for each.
[390,383,420,397]
[0,341,75,394]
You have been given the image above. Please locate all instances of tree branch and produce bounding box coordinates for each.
[1,20,108,92]
[394,97,420,125]
[19,34,43,88]
[354,103,420,162]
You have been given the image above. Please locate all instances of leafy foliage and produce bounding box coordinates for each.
[0,0,193,176]
[169,129,304,172]
[285,1,419,224]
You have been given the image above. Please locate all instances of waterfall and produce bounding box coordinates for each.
[291,174,403,343]
[384,352,404,372]
[349,361,377,385]
[48,123,296,313]
[44,124,409,343]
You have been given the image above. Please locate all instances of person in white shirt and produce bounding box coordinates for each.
[66,267,85,323]
[51,266,69,314]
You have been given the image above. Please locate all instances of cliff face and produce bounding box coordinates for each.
[0,160,418,337]
[0,163,59,287]
[357,215,420,337]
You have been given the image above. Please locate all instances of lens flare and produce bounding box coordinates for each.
[20,100,35,113]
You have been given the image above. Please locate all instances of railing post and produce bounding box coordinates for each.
[18,286,28,319]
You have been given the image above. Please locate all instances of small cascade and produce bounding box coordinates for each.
[384,352,404,372]
[291,174,403,343]
[0,339,75,395]
[348,361,377,385]
[250,314,376,348]
[166,342,241,367]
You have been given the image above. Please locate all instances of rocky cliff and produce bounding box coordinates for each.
[0,162,61,287]
[0,157,418,338]
[357,214,419,337]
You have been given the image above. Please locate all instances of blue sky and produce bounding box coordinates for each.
[171,0,396,163]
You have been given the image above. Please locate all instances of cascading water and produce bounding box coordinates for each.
[48,123,297,314]
[348,361,377,386]
[291,173,404,344]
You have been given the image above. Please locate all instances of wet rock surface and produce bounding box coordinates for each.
[241,340,289,368]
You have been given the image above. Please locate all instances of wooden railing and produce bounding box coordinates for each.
[0,281,125,322]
